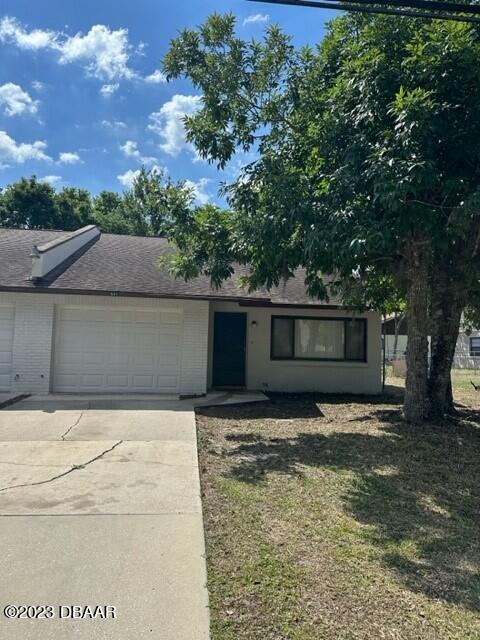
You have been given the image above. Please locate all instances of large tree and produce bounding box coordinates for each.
[0,169,195,238]
[0,176,59,229]
[119,167,194,236]
[162,13,480,422]
[55,187,93,231]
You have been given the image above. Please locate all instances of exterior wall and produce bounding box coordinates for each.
[0,292,209,395]
[453,329,480,369]
[180,302,210,395]
[10,298,54,394]
[208,302,382,394]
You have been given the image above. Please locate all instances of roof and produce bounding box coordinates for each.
[0,227,340,307]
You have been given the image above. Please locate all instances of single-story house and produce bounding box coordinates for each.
[0,225,382,396]
[382,316,480,368]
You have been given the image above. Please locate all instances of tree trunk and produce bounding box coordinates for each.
[403,240,430,423]
[445,378,455,415]
[428,274,465,421]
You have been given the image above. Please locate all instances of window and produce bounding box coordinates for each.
[271,316,367,362]
[470,337,480,357]
[271,317,294,358]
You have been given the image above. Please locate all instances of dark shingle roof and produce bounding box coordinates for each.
[0,228,339,307]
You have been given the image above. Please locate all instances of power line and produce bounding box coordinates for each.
[248,0,480,23]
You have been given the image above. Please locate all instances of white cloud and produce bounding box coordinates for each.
[99,83,119,97]
[58,151,81,164]
[101,119,126,130]
[59,25,135,81]
[0,130,51,166]
[120,140,141,159]
[144,69,166,84]
[120,140,157,165]
[31,80,45,91]
[39,175,62,186]
[243,14,270,26]
[0,83,38,116]
[0,17,138,87]
[184,178,211,205]
[117,163,164,188]
[0,16,58,50]
[148,94,202,157]
[117,168,140,187]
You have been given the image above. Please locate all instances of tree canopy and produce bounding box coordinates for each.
[162,13,480,421]
[0,167,196,237]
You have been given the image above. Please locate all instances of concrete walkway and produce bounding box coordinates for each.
[0,396,209,640]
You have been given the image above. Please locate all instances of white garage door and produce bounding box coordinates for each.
[53,306,182,393]
[0,305,14,392]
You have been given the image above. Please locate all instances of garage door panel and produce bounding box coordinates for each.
[159,312,182,325]
[134,333,157,349]
[54,306,182,393]
[53,373,78,389]
[80,374,105,387]
[55,351,83,366]
[132,374,156,388]
[135,310,159,324]
[133,353,156,367]
[108,351,131,366]
[159,333,180,347]
[157,375,179,388]
[111,310,134,323]
[105,374,130,387]
[83,351,106,366]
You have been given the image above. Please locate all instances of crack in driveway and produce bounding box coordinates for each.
[61,405,89,440]
[0,440,123,494]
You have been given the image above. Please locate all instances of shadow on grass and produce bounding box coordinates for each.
[213,396,480,612]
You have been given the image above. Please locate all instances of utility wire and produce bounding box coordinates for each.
[248,0,480,23]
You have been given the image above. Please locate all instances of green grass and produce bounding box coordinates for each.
[197,384,480,639]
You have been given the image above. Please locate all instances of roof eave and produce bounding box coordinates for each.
[0,284,343,309]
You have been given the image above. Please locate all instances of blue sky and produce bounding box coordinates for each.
[0,0,336,204]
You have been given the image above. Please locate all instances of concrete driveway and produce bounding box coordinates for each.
[0,396,209,640]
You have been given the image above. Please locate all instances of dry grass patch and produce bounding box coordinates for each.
[197,386,480,640]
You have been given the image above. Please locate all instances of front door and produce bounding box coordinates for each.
[212,312,247,387]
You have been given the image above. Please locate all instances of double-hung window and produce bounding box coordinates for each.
[271,316,367,362]
[470,337,480,357]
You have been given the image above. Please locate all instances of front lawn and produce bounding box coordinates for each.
[197,383,480,639]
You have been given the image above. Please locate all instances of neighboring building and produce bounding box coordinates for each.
[382,316,480,368]
[0,226,382,396]
[453,329,480,369]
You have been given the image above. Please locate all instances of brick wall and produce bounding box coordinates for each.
[11,299,54,394]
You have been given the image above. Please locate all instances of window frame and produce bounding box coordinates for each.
[270,315,368,363]
[470,337,480,357]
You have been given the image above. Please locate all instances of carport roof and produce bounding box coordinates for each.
[0,227,341,307]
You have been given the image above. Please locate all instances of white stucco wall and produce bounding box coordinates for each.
[208,302,382,394]
[0,292,209,395]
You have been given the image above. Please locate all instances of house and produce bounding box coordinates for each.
[453,329,480,369]
[0,225,382,396]
[382,316,480,368]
